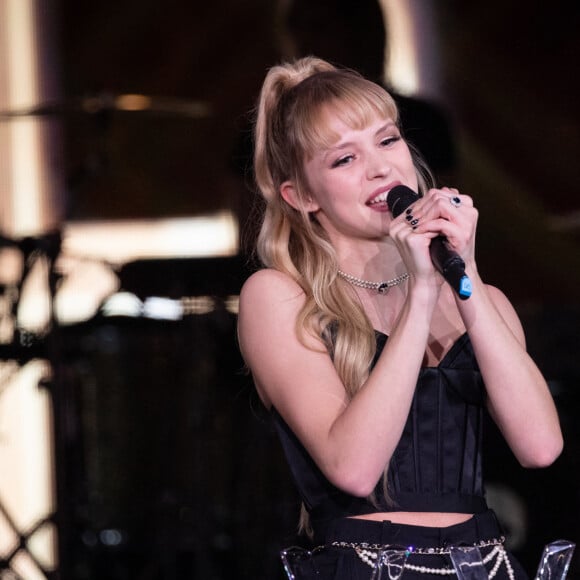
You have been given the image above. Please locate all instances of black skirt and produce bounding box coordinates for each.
[280,510,529,579]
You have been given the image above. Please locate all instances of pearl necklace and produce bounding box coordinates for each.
[337,270,409,294]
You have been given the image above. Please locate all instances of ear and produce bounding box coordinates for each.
[280,181,320,213]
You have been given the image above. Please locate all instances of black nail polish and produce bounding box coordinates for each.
[405,215,413,221]
[410,219,419,226]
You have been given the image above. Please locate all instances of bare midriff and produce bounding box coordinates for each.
[351,511,474,527]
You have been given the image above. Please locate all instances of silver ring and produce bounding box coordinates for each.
[450,196,461,208]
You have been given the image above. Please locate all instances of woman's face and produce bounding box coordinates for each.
[300,112,418,245]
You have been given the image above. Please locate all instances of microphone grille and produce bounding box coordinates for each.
[387,185,419,217]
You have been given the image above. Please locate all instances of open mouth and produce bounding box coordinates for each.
[367,191,389,206]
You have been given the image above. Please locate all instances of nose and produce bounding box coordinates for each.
[365,149,391,180]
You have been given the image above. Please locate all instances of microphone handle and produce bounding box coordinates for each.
[429,236,472,300]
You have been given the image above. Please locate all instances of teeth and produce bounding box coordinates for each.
[369,192,388,205]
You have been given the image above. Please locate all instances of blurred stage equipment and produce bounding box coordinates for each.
[55,212,238,324]
[1,0,220,574]
[380,0,441,101]
[0,232,61,579]
[0,92,212,122]
[1,38,235,580]
[0,0,63,577]
[0,2,227,577]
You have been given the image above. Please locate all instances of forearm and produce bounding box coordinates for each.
[324,280,437,494]
[457,269,563,466]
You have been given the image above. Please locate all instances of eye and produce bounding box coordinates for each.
[331,154,355,168]
[380,135,401,147]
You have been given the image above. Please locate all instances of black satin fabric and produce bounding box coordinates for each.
[384,332,486,513]
[271,331,489,543]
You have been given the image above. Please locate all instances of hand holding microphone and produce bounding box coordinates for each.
[387,185,472,300]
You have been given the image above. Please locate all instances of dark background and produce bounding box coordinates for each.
[47,1,580,578]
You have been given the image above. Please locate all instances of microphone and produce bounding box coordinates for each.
[387,185,472,300]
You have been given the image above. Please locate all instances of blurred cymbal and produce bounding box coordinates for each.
[0,93,212,120]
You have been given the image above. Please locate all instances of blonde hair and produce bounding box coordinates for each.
[253,56,433,533]
[255,56,432,390]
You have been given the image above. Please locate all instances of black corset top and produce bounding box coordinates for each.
[271,331,489,541]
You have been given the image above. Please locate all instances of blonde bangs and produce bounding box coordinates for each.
[293,77,399,159]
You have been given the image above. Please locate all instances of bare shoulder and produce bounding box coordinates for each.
[238,268,335,411]
[238,268,314,356]
[239,268,307,327]
[240,268,304,303]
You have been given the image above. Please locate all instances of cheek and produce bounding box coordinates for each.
[401,151,420,189]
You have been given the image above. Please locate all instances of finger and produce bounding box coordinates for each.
[438,188,474,208]
[413,192,474,224]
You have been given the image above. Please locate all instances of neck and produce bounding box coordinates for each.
[336,238,402,280]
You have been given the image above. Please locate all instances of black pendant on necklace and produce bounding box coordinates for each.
[378,283,390,294]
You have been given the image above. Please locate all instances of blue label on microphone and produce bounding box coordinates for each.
[459,276,472,298]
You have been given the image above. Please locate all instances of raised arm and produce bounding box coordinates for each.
[238,267,439,497]
[456,276,563,467]
[410,186,563,467]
